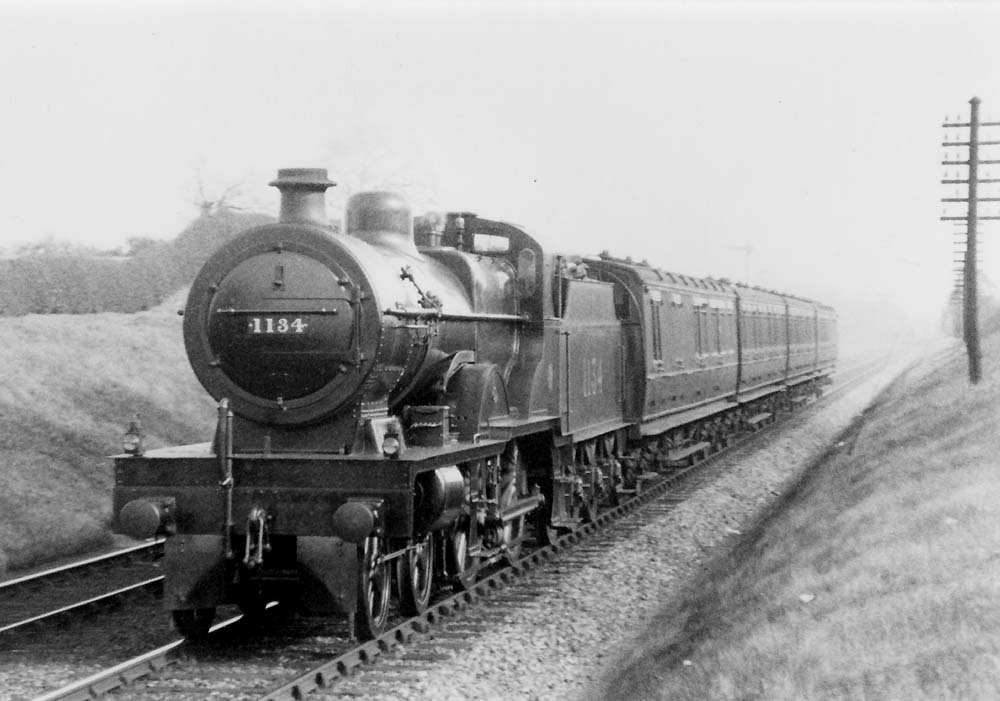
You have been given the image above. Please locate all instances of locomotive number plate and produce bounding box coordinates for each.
[247,317,309,334]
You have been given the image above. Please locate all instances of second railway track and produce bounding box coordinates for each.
[0,541,164,636]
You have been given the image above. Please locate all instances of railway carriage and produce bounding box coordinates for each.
[113,168,836,640]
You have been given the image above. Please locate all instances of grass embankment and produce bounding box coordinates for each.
[0,291,215,574]
[602,340,1000,700]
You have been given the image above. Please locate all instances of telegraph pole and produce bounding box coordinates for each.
[942,97,1000,384]
[966,97,981,383]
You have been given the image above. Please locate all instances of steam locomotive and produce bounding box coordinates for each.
[113,168,837,639]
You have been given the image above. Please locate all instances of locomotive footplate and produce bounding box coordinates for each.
[113,438,509,541]
[115,438,519,619]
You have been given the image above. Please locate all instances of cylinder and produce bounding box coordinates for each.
[413,466,466,532]
[269,168,336,227]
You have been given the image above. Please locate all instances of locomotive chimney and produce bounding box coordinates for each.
[345,191,419,256]
[269,168,336,227]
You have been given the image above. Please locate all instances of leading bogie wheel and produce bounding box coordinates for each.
[397,532,435,615]
[172,607,216,639]
[499,480,525,561]
[449,523,480,591]
[236,580,269,623]
[356,535,391,640]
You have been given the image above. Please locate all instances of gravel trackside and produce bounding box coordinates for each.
[321,358,911,701]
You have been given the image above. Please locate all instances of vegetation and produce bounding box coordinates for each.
[601,338,1000,700]
[0,205,346,573]
[0,207,275,570]
[0,208,271,316]
[0,292,216,573]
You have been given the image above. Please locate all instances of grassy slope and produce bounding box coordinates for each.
[0,291,215,573]
[601,340,1000,700]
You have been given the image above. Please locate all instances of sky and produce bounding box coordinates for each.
[1,0,999,347]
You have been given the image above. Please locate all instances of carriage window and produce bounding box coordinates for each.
[694,310,702,356]
[714,309,722,353]
[695,308,711,357]
[650,298,663,362]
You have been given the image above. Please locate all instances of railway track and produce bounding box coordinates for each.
[0,541,163,636]
[28,352,895,701]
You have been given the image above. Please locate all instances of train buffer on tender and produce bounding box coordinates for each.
[634,471,661,494]
[667,441,712,467]
[746,412,773,430]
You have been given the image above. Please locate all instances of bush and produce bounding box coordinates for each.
[0,209,273,316]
